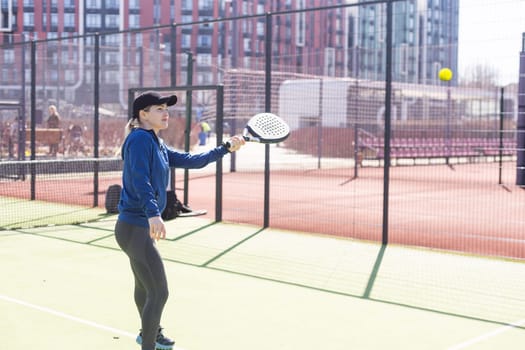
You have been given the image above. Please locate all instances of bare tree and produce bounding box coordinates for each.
[460,63,500,88]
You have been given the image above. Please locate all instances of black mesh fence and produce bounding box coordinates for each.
[1,1,524,259]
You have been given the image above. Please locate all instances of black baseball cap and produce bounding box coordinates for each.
[133,91,177,118]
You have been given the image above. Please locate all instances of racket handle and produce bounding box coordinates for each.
[224,136,251,150]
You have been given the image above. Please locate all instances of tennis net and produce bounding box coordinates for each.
[0,158,122,229]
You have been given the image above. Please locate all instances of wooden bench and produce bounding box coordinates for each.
[25,128,63,145]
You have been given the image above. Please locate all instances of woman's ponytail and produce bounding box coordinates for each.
[124,117,139,138]
[116,117,140,157]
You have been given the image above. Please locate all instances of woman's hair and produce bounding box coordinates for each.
[124,116,140,138]
[116,116,140,157]
[48,105,59,116]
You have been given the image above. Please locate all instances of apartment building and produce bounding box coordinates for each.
[0,0,458,104]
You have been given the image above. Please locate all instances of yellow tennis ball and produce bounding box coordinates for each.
[438,67,453,81]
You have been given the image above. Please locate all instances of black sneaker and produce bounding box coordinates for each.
[136,327,175,350]
[175,199,193,214]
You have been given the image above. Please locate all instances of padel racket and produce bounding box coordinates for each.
[228,112,290,146]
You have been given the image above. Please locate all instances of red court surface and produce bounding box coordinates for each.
[2,161,524,260]
[183,163,525,260]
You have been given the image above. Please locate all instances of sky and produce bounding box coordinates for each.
[458,0,525,85]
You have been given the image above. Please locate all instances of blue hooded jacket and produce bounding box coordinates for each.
[117,128,228,227]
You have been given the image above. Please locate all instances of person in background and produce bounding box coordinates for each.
[46,105,61,156]
[198,120,211,146]
[114,91,244,350]
[8,117,19,159]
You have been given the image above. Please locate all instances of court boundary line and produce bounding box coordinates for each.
[446,318,525,350]
[0,293,190,350]
[0,293,136,339]
[7,225,525,335]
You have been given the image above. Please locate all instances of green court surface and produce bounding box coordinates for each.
[1,216,525,350]
[2,196,108,229]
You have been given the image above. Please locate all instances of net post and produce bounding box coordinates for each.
[30,39,37,199]
[498,87,504,185]
[170,23,177,86]
[215,85,224,222]
[93,33,100,207]
[263,12,273,228]
[516,33,525,186]
[183,52,194,206]
[381,0,394,246]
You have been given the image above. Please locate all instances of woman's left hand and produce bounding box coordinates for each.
[148,216,166,241]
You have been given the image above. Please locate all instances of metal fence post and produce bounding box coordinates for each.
[382,0,394,245]
[263,12,273,228]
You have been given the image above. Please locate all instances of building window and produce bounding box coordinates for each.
[129,0,140,10]
[64,69,75,83]
[23,12,34,26]
[50,13,58,27]
[64,0,75,9]
[105,51,119,65]
[154,5,161,23]
[296,8,305,46]
[64,13,75,28]
[136,33,143,47]
[400,43,408,75]
[86,14,102,28]
[61,51,69,63]
[242,1,250,15]
[106,14,119,28]
[181,0,192,11]
[107,0,119,9]
[3,49,14,64]
[86,0,100,9]
[85,50,93,64]
[243,38,251,51]
[128,70,139,85]
[198,16,211,28]
[198,35,211,47]
[2,68,9,81]
[50,70,58,82]
[105,34,120,46]
[181,34,191,49]
[196,54,211,66]
[198,0,213,10]
[129,14,140,29]
[197,72,212,84]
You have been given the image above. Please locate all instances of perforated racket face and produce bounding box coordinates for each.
[246,113,290,143]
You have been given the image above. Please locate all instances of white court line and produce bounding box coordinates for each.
[447,318,525,350]
[0,293,135,338]
[0,293,188,349]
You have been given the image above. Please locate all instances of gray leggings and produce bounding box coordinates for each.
[115,220,169,350]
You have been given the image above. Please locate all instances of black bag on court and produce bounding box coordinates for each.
[161,190,177,221]
[105,184,122,214]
